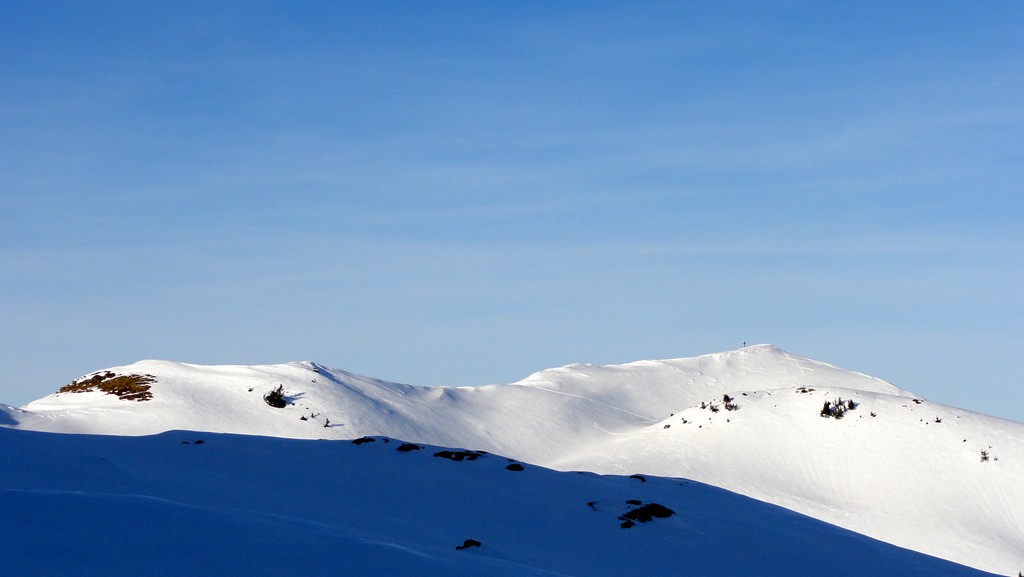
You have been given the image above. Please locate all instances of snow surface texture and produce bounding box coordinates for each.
[3,344,1022,574]
[0,428,1003,577]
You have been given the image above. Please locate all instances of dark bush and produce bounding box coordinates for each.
[820,398,855,419]
[621,503,675,523]
[455,539,481,550]
[434,450,485,462]
[264,385,287,408]
[618,501,675,527]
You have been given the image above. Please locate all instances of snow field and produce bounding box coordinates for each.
[3,345,1021,574]
[0,427,1003,577]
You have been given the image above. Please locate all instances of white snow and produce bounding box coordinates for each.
[0,428,1004,576]
[2,344,1021,574]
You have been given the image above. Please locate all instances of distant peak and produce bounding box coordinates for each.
[692,344,783,359]
[727,344,794,358]
[739,343,778,351]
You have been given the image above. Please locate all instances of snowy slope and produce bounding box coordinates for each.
[0,427,1003,577]
[556,386,1024,574]
[2,345,1022,574]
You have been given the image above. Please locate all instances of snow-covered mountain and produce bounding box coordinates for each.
[0,426,1007,573]
[3,345,1022,575]
[0,427,1003,576]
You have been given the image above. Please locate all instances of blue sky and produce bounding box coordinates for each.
[2,1,1022,420]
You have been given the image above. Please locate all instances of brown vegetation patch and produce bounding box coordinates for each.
[58,371,156,402]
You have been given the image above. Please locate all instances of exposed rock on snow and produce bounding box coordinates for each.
[56,371,156,401]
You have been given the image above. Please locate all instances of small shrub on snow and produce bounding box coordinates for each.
[820,398,855,419]
[433,450,486,462]
[617,501,675,528]
[263,385,287,408]
[455,539,481,550]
